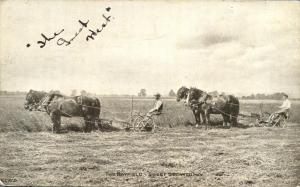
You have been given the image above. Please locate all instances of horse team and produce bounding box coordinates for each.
[176,86,239,129]
[25,86,240,133]
[25,90,100,133]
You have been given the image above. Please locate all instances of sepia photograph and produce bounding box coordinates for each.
[0,0,299,186]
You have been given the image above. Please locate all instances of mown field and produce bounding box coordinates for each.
[0,95,299,186]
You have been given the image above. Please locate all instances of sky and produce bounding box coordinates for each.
[0,1,299,97]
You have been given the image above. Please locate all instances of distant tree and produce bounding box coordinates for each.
[169,89,176,97]
[241,92,287,100]
[80,90,87,96]
[138,89,147,97]
[49,90,60,94]
[71,89,77,96]
[272,92,284,100]
[0,91,7,95]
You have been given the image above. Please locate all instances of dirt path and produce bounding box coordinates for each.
[0,124,299,186]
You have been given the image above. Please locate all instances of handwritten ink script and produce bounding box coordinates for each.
[26,7,112,48]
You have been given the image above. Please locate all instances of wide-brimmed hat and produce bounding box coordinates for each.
[283,93,288,98]
[154,93,161,97]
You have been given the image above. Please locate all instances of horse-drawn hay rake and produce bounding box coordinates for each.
[100,110,160,133]
[97,95,161,133]
[255,112,288,128]
[129,111,159,132]
[239,104,289,128]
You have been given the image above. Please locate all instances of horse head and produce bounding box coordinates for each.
[24,90,47,111]
[24,90,34,110]
[176,86,189,102]
[36,95,50,112]
[36,93,65,112]
[188,87,204,101]
[187,87,211,106]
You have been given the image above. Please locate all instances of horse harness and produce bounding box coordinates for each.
[39,94,100,116]
[187,92,239,119]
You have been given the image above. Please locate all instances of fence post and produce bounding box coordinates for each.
[130,95,134,123]
[260,102,263,116]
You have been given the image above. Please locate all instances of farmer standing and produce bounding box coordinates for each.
[147,93,163,116]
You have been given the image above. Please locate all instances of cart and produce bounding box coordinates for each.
[129,111,162,132]
[239,111,288,128]
[256,111,288,128]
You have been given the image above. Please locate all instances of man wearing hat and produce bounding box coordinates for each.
[147,93,163,116]
[275,93,291,118]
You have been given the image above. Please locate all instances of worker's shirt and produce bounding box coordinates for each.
[154,100,163,111]
[185,93,190,104]
[279,99,291,109]
[149,99,163,113]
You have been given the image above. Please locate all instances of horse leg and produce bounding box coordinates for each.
[203,109,210,130]
[93,117,99,131]
[200,110,206,125]
[196,110,202,127]
[92,116,99,131]
[206,111,211,129]
[231,114,238,126]
[192,110,199,127]
[224,115,231,128]
[84,115,93,133]
[227,116,231,128]
[50,110,61,133]
[221,114,227,127]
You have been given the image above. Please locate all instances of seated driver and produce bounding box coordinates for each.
[275,93,291,118]
[147,93,163,116]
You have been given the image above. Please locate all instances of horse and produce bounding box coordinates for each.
[177,86,207,127]
[176,86,239,128]
[24,89,47,111]
[25,90,101,133]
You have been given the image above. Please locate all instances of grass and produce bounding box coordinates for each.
[0,95,300,186]
[1,96,299,133]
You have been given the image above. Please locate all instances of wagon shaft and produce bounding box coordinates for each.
[97,118,120,132]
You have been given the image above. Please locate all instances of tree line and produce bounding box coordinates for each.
[0,90,294,100]
[241,93,287,100]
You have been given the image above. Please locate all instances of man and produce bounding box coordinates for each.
[147,93,163,116]
[275,93,291,118]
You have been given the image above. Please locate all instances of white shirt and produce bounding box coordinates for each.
[279,99,291,109]
[149,99,163,113]
[184,93,190,104]
[154,100,163,110]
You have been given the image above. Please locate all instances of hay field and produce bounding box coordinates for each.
[0,95,299,186]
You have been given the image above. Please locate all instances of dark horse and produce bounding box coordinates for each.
[176,86,239,128]
[24,90,47,111]
[25,90,101,133]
